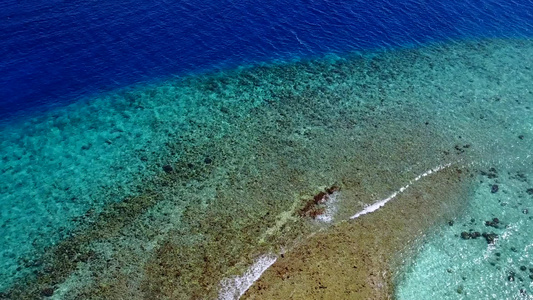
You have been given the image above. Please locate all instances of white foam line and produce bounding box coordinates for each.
[218,254,277,300]
[350,163,452,220]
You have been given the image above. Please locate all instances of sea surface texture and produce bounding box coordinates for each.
[0,0,532,299]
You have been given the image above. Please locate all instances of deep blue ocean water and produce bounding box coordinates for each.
[1,0,532,119]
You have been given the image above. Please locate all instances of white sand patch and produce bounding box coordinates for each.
[350,163,451,220]
[218,254,278,300]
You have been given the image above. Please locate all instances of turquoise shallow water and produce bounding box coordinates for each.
[0,38,532,299]
[394,39,533,300]
[396,165,533,299]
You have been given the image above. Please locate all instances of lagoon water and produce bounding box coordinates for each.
[1,0,533,299]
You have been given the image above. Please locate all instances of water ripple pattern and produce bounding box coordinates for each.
[1,0,532,118]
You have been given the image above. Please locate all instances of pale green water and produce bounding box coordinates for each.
[394,40,533,300]
[396,164,533,299]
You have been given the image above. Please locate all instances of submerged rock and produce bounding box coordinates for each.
[461,231,481,239]
[162,164,173,173]
[491,184,499,193]
[480,168,498,179]
[482,232,498,244]
[508,271,516,282]
[485,218,500,228]
[299,185,340,219]
[326,185,340,194]
[313,192,328,204]
[471,232,481,239]
[40,287,54,297]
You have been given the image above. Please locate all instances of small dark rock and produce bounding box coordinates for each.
[456,285,463,294]
[527,188,533,195]
[448,221,454,226]
[491,184,499,193]
[480,168,497,178]
[520,266,527,271]
[511,247,518,252]
[485,218,500,228]
[326,185,340,194]
[43,265,54,273]
[187,163,194,169]
[204,157,213,164]
[523,209,529,214]
[508,271,516,282]
[30,260,42,267]
[461,231,471,240]
[162,165,173,173]
[512,172,528,182]
[482,232,498,244]
[519,135,524,140]
[140,156,148,162]
[495,252,501,257]
[41,288,54,297]
[470,218,476,223]
[313,192,328,204]
[471,232,481,239]
[530,274,533,280]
